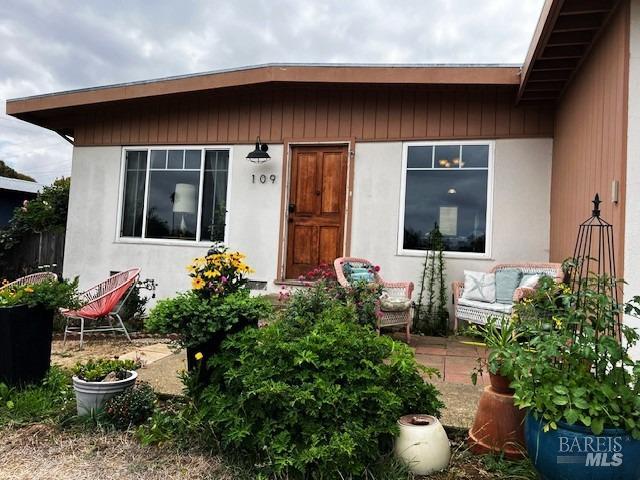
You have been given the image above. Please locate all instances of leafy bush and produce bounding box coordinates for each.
[104,382,156,429]
[199,308,443,478]
[0,277,79,311]
[283,280,382,329]
[146,289,272,349]
[72,358,139,382]
[0,366,73,426]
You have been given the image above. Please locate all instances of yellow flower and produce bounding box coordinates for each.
[192,277,205,290]
[194,352,204,361]
[24,287,34,293]
[553,316,563,328]
[1,279,8,286]
[204,270,220,279]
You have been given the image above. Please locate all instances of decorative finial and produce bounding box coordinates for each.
[592,193,601,217]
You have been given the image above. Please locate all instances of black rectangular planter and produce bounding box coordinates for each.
[0,304,54,386]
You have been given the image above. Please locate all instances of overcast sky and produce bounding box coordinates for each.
[0,0,544,185]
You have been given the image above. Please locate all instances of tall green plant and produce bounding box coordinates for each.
[415,224,448,335]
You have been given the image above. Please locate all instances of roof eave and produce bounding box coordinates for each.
[6,64,521,116]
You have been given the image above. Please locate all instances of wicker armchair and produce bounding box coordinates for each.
[334,257,414,343]
[0,272,58,291]
[452,262,564,331]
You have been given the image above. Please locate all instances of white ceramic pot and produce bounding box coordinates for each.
[72,370,137,416]
[394,414,451,475]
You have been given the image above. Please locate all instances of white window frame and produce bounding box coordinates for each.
[115,145,233,247]
[397,140,494,259]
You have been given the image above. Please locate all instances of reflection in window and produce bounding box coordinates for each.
[200,150,229,242]
[402,144,490,253]
[119,148,231,242]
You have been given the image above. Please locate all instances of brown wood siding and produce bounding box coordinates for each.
[550,1,629,275]
[71,84,554,146]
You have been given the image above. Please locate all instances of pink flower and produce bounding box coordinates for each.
[374,265,380,272]
[221,276,228,283]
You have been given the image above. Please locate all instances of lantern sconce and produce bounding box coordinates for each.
[246,136,270,163]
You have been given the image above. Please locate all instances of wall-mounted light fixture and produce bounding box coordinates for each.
[246,136,270,163]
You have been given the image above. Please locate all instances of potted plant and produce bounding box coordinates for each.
[511,276,640,480]
[468,317,527,458]
[471,317,523,392]
[0,277,79,386]
[71,358,139,415]
[145,244,272,385]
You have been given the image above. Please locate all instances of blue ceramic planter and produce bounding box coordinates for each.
[525,411,640,480]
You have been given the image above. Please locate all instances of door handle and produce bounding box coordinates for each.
[288,203,296,213]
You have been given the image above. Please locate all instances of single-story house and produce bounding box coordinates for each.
[5,0,640,352]
[0,176,41,227]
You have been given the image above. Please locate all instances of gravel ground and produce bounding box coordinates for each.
[0,424,232,480]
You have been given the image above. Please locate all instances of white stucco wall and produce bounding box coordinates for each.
[625,0,640,359]
[64,138,552,307]
[350,138,553,300]
[63,145,283,300]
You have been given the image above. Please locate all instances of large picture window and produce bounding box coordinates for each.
[399,142,492,256]
[119,147,230,243]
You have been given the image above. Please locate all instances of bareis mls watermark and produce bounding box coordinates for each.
[557,436,623,467]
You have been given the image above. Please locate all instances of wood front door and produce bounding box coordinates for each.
[285,145,348,279]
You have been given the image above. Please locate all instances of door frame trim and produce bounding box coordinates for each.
[276,137,356,281]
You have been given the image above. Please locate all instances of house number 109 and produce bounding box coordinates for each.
[252,174,277,184]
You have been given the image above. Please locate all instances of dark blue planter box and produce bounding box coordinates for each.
[0,304,54,386]
[525,411,640,480]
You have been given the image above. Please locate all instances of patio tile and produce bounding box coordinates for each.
[120,343,173,365]
[414,346,446,355]
[445,346,480,358]
[410,335,447,347]
[443,373,475,385]
[414,354,445,371]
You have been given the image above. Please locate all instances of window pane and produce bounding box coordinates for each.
[200,150,229,242]
[121,151,147,237]
[150,150,167,169]
[403,169,487,253]
[185,150,201,169]
[434,145,461,169]
[145,171,200,240]
[462,145,489,168]
[167,150,183,169]
[407,146,433,168]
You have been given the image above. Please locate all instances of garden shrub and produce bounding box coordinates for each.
[200,307,443,478]
[145,289,272,349]
[283,280,382,329]
[104,382,156,429]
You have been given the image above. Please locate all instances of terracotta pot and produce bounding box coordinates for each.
[489,372,514,393]
[468,386,526,459]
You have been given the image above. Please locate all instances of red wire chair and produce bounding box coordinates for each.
[0,272,58,291]
[61,268,140,349]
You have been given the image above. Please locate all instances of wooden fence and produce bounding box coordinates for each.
[1,231,65,280]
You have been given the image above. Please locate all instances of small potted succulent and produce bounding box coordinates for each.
[0,277,79,386]
[71,358,139,415]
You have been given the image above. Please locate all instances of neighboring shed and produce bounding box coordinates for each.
[0,176,42,227]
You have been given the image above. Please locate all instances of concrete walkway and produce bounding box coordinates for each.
[409,335,489,386]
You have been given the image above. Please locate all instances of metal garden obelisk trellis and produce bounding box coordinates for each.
[568,193,621,338]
